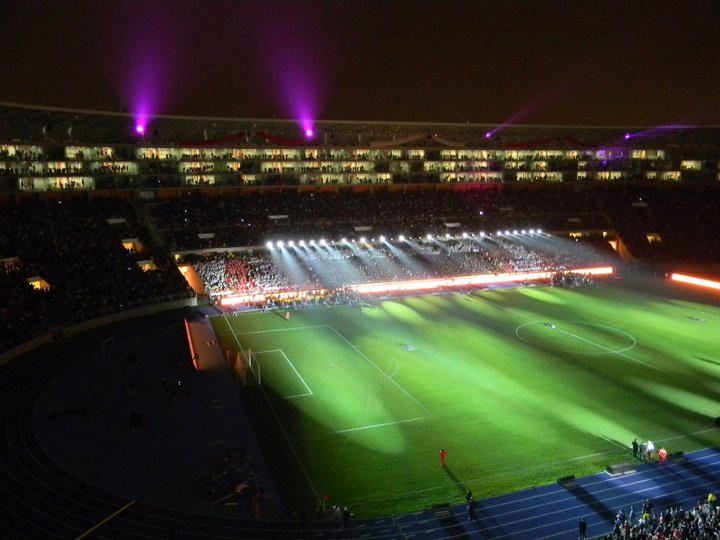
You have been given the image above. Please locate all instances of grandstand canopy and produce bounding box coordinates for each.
[2,102,717,149]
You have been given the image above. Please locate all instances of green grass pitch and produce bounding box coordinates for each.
[210,276,720,517]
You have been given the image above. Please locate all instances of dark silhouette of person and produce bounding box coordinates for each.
[579,517,588,539]
[632,438,639,459]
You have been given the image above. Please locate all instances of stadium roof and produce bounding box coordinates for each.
[1,101,718,149]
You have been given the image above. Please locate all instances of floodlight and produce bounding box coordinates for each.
[426,234,433,240]
[480,231,486,237]
[462,232,468,238]
[299,240,306,247]
[497,230,503,236]
[529,229,536,234]
[266,241,273,249]
[341,238,348,244]
[135,124,145,135]
[445,233,452,239]
[288,240,295,247]
[379,235,386,242]
[513,230,519,235]
[310,239,316,246]
[320,238,327,246]
[398,234,405,242]
[277,241,284,248]
[521,229,526,235]
[505,230,511,236]
[360,236,366,243]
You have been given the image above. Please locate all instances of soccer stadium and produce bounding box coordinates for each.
[2,99,720,540]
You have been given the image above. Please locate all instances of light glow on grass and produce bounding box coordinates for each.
[212,280,720,517]
[671,273,720,291]
[633,379,720,418]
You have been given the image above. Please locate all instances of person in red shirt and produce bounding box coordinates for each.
[658,447,668,465]
[439,448,447,468]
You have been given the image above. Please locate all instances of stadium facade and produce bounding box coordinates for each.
[1,102,719,194]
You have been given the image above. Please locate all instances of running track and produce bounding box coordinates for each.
[2,310,720,539]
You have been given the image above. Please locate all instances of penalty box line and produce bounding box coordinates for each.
[234,323,430,416]
[292,416,429,441]
[236,324,329,336]
[254,349,313,398]
[246,324,432,434]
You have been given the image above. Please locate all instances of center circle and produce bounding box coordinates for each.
[515,321,637,355]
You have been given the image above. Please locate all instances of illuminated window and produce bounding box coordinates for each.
[27,276,50,290]
[646,233,662,244]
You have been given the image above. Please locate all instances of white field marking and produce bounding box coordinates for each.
[494,469,720,540]
[464,448,720,530]
[250,327,428,434]
[293,416,429,440]
[359,439,720,533]
[356,345,401,377]
[254,349,313,397]
[223,313,245,354]
[456,455,720,540]
[354,448,720,524]
[481,296,682,377]
[515,321,637,355]
[458,427,720,494]
[282,392,313,399]
[222,320,319,498]
[486,460,720,519]
[255,371,320,501]
[552,325,666,374]
[326,325,431,415]
[335,416,428,434]
[236,324,328,336]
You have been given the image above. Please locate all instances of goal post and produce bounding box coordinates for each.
[226,348,260,386]
[245,348,261,386]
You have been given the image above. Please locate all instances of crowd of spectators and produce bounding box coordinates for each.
[147,185,720,270]
[599,184,720,265]
[149,188,609,251]
[189,234,614,302]
[4,180,718,354]
[551,271,596,288]
[0,198,192,353]
[598,496,720,539]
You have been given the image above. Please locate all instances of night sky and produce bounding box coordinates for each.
[1,0,718,126]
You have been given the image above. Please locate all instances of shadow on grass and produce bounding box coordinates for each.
[696,356,720,367]
[440,466,497,538]
[443,465,468,497]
